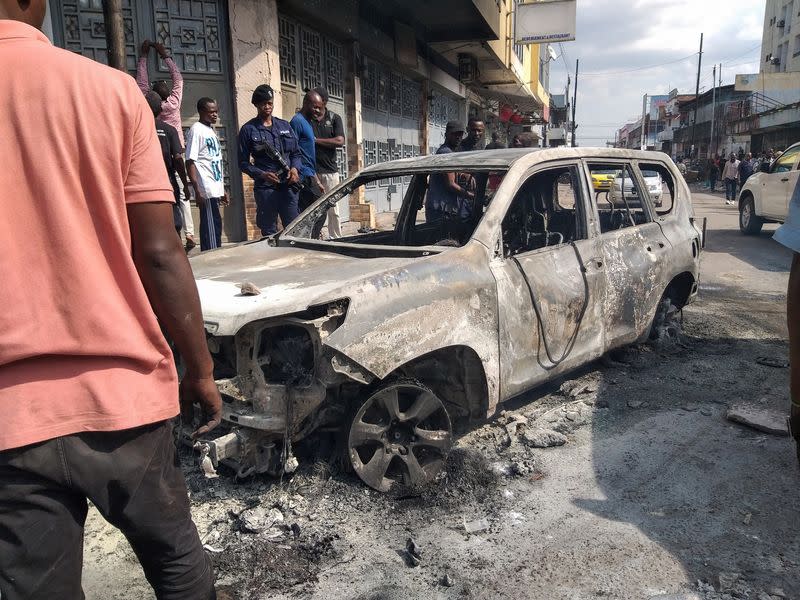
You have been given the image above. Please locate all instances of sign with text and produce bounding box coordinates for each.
[515,0,577,45]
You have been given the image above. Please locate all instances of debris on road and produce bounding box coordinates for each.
[755,356,789,368]
[726,406,789,436]
[520,428,567,448]
[239,505,284,534]
[463,517,489,534]
[441,574,455,587]
[405,538,422,567]
[236,281,262,296]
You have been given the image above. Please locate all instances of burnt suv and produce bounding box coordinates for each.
[186,148,703,492]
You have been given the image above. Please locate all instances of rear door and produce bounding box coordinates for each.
[585,160,671,349]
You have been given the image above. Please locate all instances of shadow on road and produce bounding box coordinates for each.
[580,326,799,597]
[702,225,790,273]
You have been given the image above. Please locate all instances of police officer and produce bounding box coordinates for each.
[238,84,302,236]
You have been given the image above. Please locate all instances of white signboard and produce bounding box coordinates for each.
[515,0,577,45]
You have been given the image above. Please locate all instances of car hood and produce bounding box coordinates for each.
[190,242,426,335]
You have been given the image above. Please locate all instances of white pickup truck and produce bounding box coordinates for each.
[739,142,800,234]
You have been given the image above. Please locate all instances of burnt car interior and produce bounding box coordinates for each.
[639,162,676,214]
[589,163,651,232]
[502,165,584,257]
[285,170,506,248]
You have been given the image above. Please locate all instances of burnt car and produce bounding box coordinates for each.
[186,148,703,492]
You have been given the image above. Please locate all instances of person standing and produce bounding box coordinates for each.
[238,84,301,237]
[0,5,221,599]
[486,131,506,149]
[722,152,740,205]
[772,179,800,465]
[185,97,229,250]
[457,118,486,152]
[738,152,755,188]
[290,90,325,214]
[708,158,719,193]
[311,86,345,239]
[145,91,188,235]
[137,39,197,251]
[425,121,475,223]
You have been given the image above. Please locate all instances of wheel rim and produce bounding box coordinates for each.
[348,383,452,492]
[742,202,751,227]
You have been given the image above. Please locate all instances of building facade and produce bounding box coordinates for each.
[762,0,800,74]
[42,0,550,241]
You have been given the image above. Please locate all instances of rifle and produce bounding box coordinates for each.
[254,141,302,191]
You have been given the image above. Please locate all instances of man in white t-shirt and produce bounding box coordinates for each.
[185,97,228,250]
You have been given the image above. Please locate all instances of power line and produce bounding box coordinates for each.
[581,52,699,77]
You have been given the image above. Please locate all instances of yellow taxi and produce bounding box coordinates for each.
[591,169,619,192]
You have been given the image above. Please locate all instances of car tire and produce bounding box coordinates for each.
[347,378,452,492]
[739,194,763,235]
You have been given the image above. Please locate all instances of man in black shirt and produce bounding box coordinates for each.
[457,117,486,152]
[312,86,345,238]
[146,91,188,234]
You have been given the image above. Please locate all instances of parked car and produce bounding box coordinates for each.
[738,142,800,234]
[609,169,663,206]
[185,148,703,492]
[591,168,618,192]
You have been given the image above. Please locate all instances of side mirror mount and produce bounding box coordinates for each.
[761,162,771,173]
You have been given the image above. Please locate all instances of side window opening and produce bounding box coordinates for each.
[638,162,675,215]
[588,163,651,233]
[502,165,585,257]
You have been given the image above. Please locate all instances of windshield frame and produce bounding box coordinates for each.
[276,165,510,253]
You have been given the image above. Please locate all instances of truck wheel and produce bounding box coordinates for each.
[348,379,452,492]
[739,195,763,235]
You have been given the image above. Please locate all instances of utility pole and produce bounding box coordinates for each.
[710,64,717,158]
[571,59,579,147]
[689,33,704,157]
[565,75,571,146]
[102,0,126,71]
[640,93,648,150]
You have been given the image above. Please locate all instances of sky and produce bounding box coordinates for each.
[546,0,766,146]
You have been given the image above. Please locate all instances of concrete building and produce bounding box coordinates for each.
[762,0,800,74]
[42,0,549,241]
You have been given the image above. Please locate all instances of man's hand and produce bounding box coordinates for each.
[140,40,151,57]
[179,375,223,438]
[193,186,206,207]
[153,42,169,59]
[220,193,230,207]
[261,171,281,185]
[288,168,300,185]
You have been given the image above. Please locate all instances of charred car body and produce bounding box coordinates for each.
[187,148,703,492]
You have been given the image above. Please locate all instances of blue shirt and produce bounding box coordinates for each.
[425,145,471,219]
[289,112,316,178]
[238,116,302,188]
[774,178,800,252]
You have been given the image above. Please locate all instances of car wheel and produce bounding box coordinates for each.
[649,295,682,344]
[348,379,452,492]
[739,194,763,235]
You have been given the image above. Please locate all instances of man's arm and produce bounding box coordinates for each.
[788,253,800,463]
[446,172,475,199]
[136,40,151,94]
[127,202,221,437]
[153,43,184,111]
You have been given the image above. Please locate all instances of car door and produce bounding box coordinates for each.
[762,145,800,220]
[488,162,606,400]
[585,160,672,349]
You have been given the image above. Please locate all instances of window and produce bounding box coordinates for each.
[587,163,651,233]
[282,170,507,248]
[637,162,675,215]
[502,165,585,257]
[773,145,800,173]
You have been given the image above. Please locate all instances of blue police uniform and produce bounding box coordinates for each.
[238,116,303,236]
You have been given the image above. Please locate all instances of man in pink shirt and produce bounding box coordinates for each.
[0,0,222,597]
[137,39,197,251]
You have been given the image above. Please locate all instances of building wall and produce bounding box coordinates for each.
[229,0,282,239]
[763,0,800,73]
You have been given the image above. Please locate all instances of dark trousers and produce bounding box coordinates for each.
[199,197,222,250]
[255,185,299,237]
[709,174,717,191]
[725,177,738,201]
[0,421,215,600]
